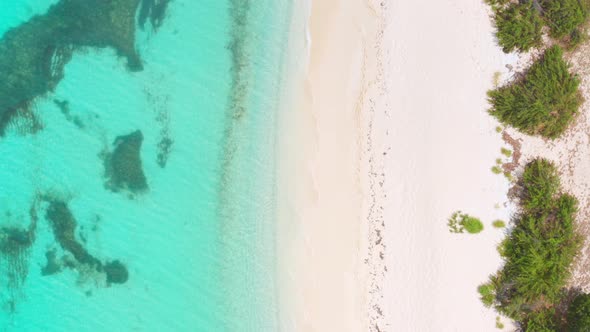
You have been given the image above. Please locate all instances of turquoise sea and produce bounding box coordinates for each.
[0,0,292,331]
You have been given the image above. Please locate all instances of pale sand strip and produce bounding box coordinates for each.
[276,0,382,331]
[377,1,517,331]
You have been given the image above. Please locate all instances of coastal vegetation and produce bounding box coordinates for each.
[492,220,506,228]
[478,159,585,330]
[448,211,484,234]
[492,166,503,174]
[488,45,582,139]
[488,0,543,53]
[568,293,590,331]
[501,148,512,158]
[542,0,588,43]
[487,0,589,52]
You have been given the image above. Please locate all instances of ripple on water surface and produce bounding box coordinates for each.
[0,0,291,331]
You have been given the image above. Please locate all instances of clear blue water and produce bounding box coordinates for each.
[0,1,291,331]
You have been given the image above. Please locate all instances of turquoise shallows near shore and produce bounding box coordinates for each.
[0,0,292,331]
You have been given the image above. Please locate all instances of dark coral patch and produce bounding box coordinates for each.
[0,0,146,134]
[104,130,149,194]
[41,249,62,276]
[104,260,129,285]
[138,0,172,31]
[45,200,102,270]
[0,205,38,313]
[43,199,129,285]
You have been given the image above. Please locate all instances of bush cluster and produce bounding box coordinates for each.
[448,211,484,234]
[568,293,590,331]
[488,45,582,139]
[479,159,582,329]
[488,0,589,52]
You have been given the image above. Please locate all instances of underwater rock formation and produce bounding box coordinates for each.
[44,199,129,285]
[41,249,63,276]
[104,130,149,194]
[0,0,172,135]
[138,0,172,31]
[0,226,36,288]
[104,260,129,285]
[45,200,102,269]
[157,136,173,168]
[0,205,38,312]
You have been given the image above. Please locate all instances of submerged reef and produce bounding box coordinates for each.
[0,0,172,135]
[44,199,129,286]
[104,130,149,194]
[138,0,172,31]
[0,204,38,313]
[104,260,129,284]
[54,99,84,129]
[45,200,102,270]
[144,87,173,168]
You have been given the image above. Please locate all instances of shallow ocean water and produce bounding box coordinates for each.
[0,1,291,331]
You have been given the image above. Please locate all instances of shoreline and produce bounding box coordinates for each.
[276,0,383,330]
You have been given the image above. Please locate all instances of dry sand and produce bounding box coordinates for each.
[374,1,517,331]
[278,0,522,331]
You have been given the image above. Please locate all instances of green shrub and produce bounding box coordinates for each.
[568,293,590,331]
[541,0,588,39]
[568,28,587,50]
[481,159,582,327]
[493,220,506,228]
[487,0,589,52]
[501,148,512,158]
[488,45,582,138]
[525,308,558,332]
[492,166,503,174]
[479,283,497,307]
[463,217,484,234]
[493,2,544,52]
[448,211,484,234]
[521,159,560,212]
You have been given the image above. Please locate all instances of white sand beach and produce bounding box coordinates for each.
[376,1,518,331]
[278,0,520,331]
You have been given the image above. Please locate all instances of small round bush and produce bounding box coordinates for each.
[463,216,484,234]
[493,220,506,228]
[568,293,590,331]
